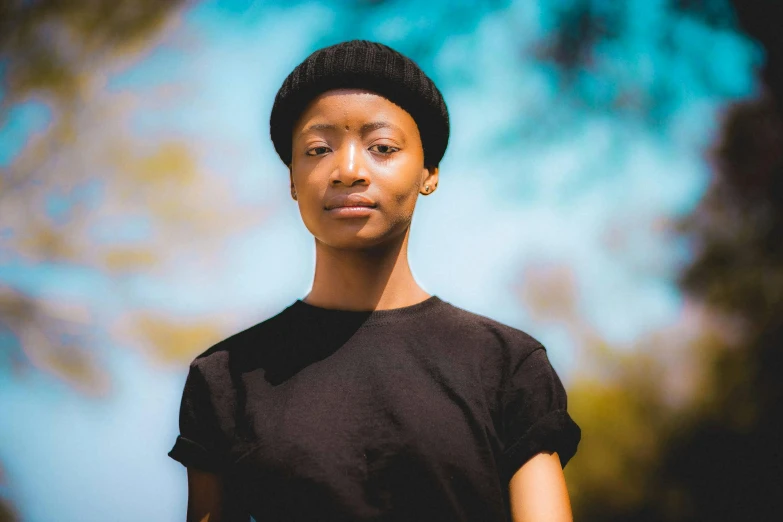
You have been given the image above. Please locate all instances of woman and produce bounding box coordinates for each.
[169,39,581,522]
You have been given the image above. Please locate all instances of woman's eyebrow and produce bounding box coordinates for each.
[359,121,404,137]
[300,123,337,135]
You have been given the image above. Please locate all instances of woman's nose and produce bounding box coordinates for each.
[334,141,367,184]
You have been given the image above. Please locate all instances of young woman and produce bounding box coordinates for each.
[169,39,581,522]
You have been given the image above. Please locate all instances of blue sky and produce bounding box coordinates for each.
[0,0,762,519]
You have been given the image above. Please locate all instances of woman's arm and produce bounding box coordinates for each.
[508,451,574,522]
[186,468,225,522]
[186,468,252,522]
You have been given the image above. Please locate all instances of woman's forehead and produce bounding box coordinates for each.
[313,87,385,100]
[305,89,400,113]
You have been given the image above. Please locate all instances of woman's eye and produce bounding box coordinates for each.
[306,146,330,156]
[370,144,399,155]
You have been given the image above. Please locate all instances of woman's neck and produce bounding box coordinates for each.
[304,228,431,312]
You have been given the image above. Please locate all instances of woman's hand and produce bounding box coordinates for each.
[508,451,574,522]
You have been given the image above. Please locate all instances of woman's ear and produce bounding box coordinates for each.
[289,167,297,200]
[421,166,439,195]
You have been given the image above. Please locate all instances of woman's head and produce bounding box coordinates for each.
[269,40,449,249]
[289,87,436,248]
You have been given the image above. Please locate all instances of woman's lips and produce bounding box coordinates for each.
[327,206,377,218]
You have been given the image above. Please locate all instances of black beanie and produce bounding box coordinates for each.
[270,40,449,168]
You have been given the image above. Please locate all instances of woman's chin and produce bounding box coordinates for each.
[315,228,399,250]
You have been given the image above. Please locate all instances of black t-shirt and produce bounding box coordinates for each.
[168,294,581,521]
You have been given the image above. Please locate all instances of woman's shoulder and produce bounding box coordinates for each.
[186,302,298,376]
[437,299,546,359]
[438,298,544,346]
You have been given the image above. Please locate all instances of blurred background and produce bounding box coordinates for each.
[1,0,781,520]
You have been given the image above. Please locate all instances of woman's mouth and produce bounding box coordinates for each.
[327,206,377,218]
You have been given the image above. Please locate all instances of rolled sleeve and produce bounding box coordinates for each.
[498,347,581,483]
[168,362,226,472]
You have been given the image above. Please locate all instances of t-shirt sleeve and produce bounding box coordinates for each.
[498,346,581,483]
[168,361,225,473]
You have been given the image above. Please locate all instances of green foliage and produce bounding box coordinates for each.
[0,0,258,395]
[537,1,783,519]
[0,0,187,105]
[664,90,783,521]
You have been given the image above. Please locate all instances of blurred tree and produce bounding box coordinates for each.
[0,0,264,394]
[0,0,187,109]
[528,0,783,520]
[659,1,783,519]
[665,85,783,522]
[0,2,273,519]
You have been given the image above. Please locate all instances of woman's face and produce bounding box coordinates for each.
[289,88,438,249]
